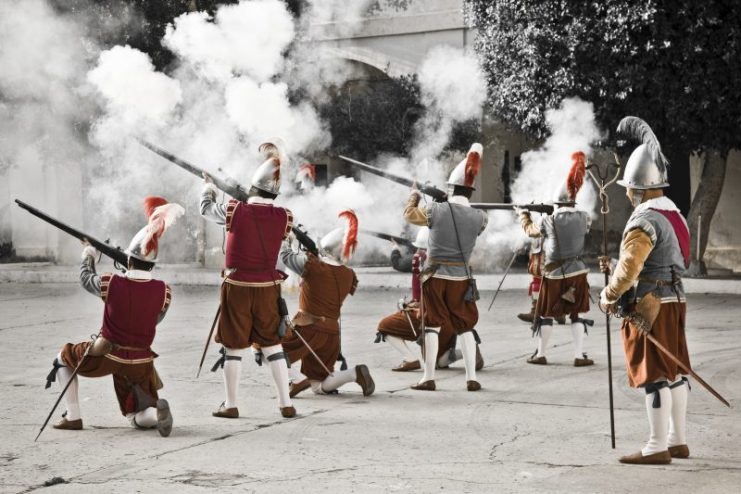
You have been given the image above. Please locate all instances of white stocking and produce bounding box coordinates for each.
[643,383,672,455]
[536,322,553,358]
[668,377,689,447]
[263,345,292,408]
[460,332,478,381]
[419,329,439,383]
[320,368,356,393]
[570,321,585,358]
[223,348,243,409]
[288,360,307,383]
[128,407,158,428]
[56,354,81,421]
[386,336,419,362]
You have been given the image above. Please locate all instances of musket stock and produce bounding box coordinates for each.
[14,199,128,271]
[361,230,415,248]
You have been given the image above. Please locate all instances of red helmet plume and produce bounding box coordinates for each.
[143,196,168,219]
[567,151,586,200]
[338,209,358,262]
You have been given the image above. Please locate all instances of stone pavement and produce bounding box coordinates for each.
[0,281,739,493]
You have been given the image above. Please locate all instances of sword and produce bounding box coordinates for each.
[487,250,518,311]
[397,298,418,338]
[290,323,334,377]
[196,305,221,378]
[634,324,731,408]
[36,333,100,442]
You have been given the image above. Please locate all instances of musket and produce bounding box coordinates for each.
[36,333,100,441]
[587,156,621,449]
[15,199,128,272]
[361,230,415,248]
[471,203,556,215]
[339,155,448,202]
[138,139,319,255]
[487,250,518,312]
[339,155,557,214]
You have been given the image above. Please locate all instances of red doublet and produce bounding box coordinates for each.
[411,250,426,302]
[225,199,292,284]
[100,274,169,360]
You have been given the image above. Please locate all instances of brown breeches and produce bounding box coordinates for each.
[216,282,282,349]
[536,274,590,319]
[60,341,159,416]
[622,302,691,388]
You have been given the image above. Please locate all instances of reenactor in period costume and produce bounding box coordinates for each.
[404,143,488,391]
[375,227,483,372]
[600,117,692,465]
[517,237,543,323]
[45,197,183,436]
[200,139,297,419]
[518,152,594,367]
[280,210,375,398]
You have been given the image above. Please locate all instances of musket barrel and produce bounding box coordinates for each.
[339,155,447,201]
[14,199,129,268]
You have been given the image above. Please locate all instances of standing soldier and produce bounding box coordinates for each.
[518,152,594,367]
[46,197,183,436]
[600,117,692,465]
[200,139,296,419]
[517,238,543,323]
[404,143,488,391]
[375,227,483,372]
[280,210,375,398]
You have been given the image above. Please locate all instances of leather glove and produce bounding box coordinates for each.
[599,287,617,313]
[81,244,99,262]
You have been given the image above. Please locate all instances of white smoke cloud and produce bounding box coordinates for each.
[163,0,295,83]
[481,97,603,266]
[87,45,182,146]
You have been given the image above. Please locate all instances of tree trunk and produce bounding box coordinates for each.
[686,150,727,276]
[664,141,691,217]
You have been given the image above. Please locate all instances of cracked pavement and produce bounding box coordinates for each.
[1,281,739,493]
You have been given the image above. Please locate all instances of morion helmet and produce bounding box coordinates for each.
[616,116,669,189]
[412,226,429,249]
[318,210,359,264]
[251,138,286,195]
[126,196,185,263]
[447,143,483,190]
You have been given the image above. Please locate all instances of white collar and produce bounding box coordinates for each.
[247,196,274,205]
[635,196,680,213]
[319,254,342,266]
[554,205,577,214]
[448,196,470,206]
[126,269,152,280]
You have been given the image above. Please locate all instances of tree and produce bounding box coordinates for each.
[468,0,741,274]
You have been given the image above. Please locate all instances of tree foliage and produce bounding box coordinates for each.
[468,1,741,152]
[468,0,741,217]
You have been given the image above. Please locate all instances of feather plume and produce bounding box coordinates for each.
[271,157,281,183]
[299,163,316,183]
[338,209,359,262]
[143,196,168,219]
[567,151,586,200]
[142,202,185,257]
[616,116,669,172]
[464,148,481,188]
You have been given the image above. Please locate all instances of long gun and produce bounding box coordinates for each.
[138,140,319,256]
[14,199,128,271]
[470,203,555,215]
[361,230,415,248]
[339,155,557,214]
[339,155,448,202]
